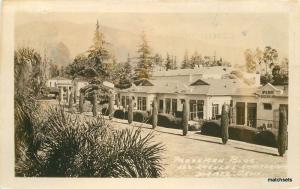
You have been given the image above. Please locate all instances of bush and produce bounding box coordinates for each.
[174,111,183,118]
[229,125,258,144]
[201,120,221,137]
[157,113,178,129]
[15,107,165,177]
[133,111,149,123]
[201,121,257,140]
[254,130,277,148]
[114,109,126,119]
[101,107,109,116]
[188,123,201,131]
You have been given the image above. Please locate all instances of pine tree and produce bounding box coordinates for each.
[190,51,202,68]
[87,20,111,80]
[172,56,178,70]
[165,53,172,71]
[181,51,190,69]
[123,54,133,79]
[135,31,153,79]
[153,53,164,70]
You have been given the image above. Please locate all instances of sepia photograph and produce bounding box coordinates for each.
[1,0,300,188]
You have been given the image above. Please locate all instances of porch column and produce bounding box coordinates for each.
[59,87,63,103]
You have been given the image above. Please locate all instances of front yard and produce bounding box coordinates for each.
[84,114,287,178]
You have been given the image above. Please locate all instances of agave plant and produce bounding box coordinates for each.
[16,107,165,177]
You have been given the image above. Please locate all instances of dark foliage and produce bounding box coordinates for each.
[15,108,165,177]
[133,111,149,123]
[254,130,277,148]
[201,120,221,137]
[278,106,288,156]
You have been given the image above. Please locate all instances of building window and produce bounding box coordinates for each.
[121,96,130,109]
[126,96,129,108]
[190,100,204,120]
[165,98,171,114]
[263,103,272,110]
[262,91,274,95]
[159,100,164,113]
[212,104,219,120]
[247,103,257,128]
[236,102,245,125]
[171,99,177,115]
[137,97,147,111]
[121,96,125,107]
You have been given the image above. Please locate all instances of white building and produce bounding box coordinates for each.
[46,76,73,103]
[232,83,288,130]
[151,66,261,86]
[72,78,89,102]
[118,78,288,131]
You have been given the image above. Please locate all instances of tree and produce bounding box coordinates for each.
[244,49,256,73]
[14,47,45,97]
[65,20,112,81]
[87,20,111,80]
[221,104,229,144]
[65,54,88,79]
[278,106,288,156]
[153,53,164,68]
[182,99,189,136]
[181,51,190,69]
[261,46,278,75]
[172,56,178,70]
[165,53,172,71]
[135,31,153,79]
[152,97,158,129]
[49,63,60,78]
[190,51,202,69]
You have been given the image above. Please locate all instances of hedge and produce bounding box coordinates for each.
[133,111,149,123]
[200,120,278,148]
[113,110,150,123]
[157,113,180,129]
[254,130,277,148]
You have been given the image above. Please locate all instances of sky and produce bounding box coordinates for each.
[15,12,289,65]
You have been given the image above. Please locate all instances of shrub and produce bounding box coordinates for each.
[188,123,201,131]
[278,106,288,156]
[229,125,258,144]
[182,100,189,136]
[128,97,133,124]
[152,99,158,129]
[133,111,149,123]
[15,107,165,177]
[174,111,183,118]
[201,120,221,137]
[101,107,109,116]
[221,104,229,144]
[114,109,126,119]
[157,113,178,129]
[255,130,277,148]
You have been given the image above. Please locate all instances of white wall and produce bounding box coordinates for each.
[205,96,232,120]
[232,95,288,129]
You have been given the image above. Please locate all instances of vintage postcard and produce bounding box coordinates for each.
[0,0,300,188]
